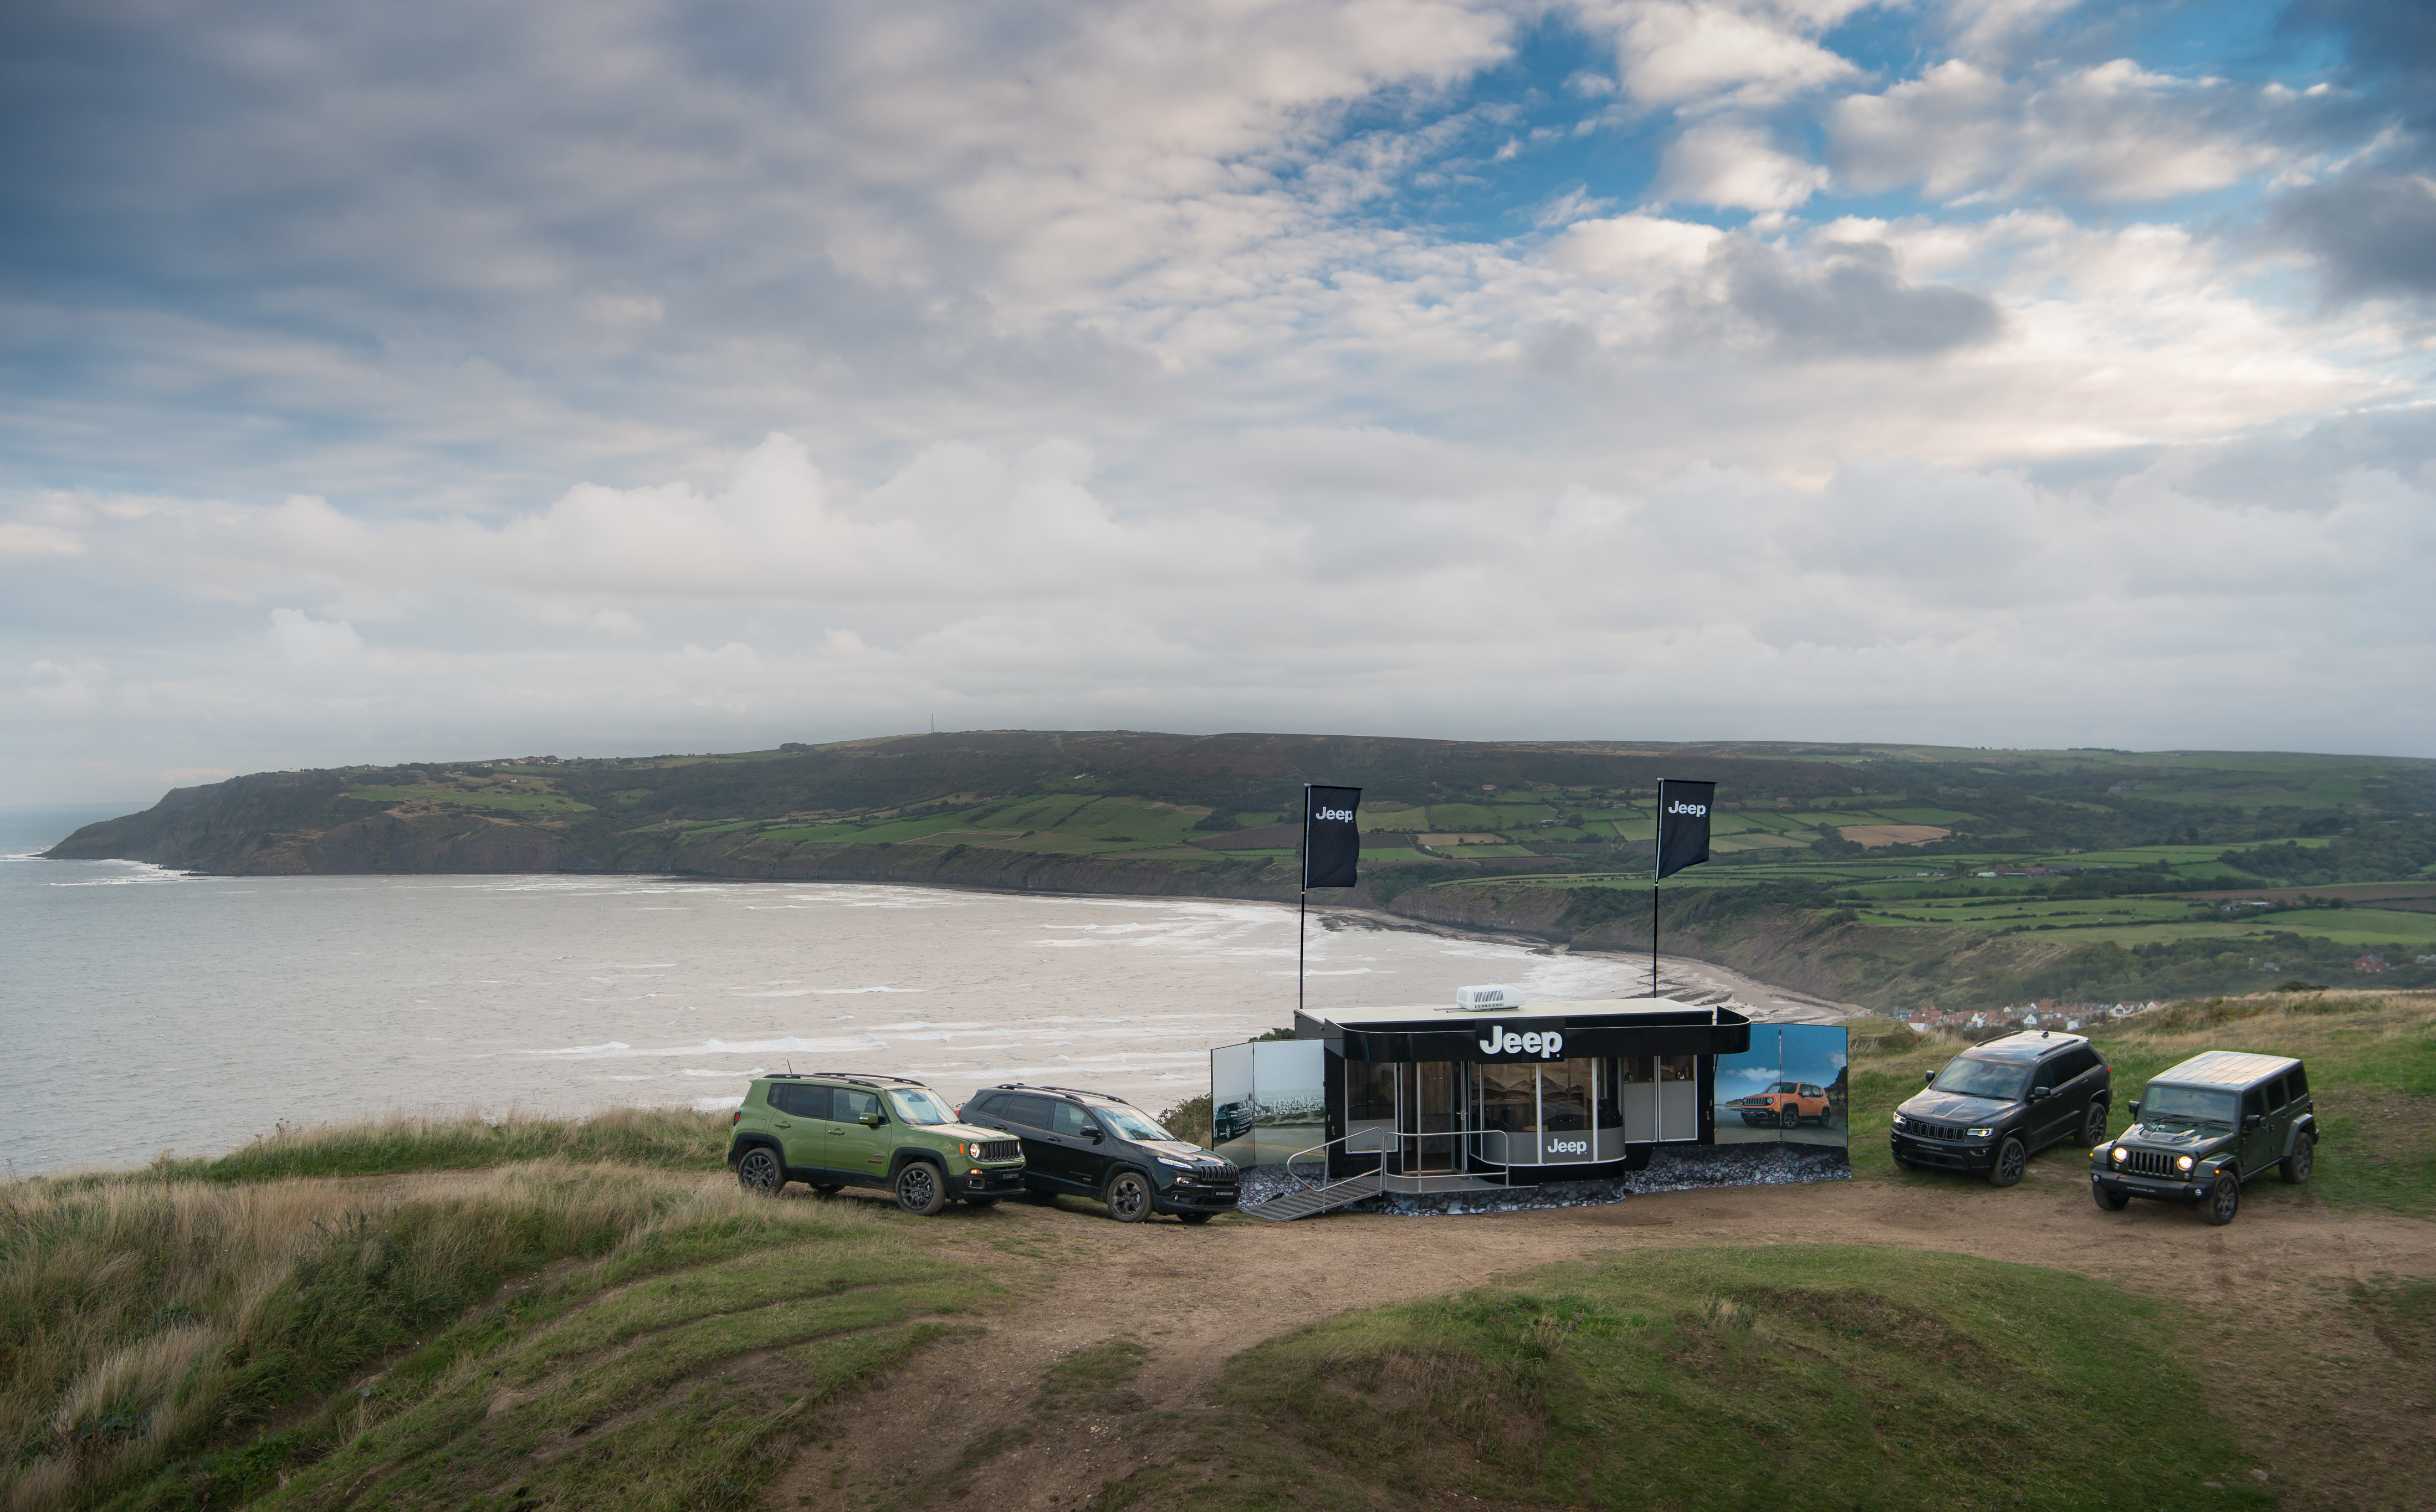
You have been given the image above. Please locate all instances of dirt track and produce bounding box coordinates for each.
[760,1156,2436,1511]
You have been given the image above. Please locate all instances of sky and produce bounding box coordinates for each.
[4,0,2433,803]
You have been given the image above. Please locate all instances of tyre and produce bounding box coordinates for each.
[894,1161,948,1217]
[1778,1106,1798,1130]
[2079,1103,2109,1147]
[2204,1173,2240,1226]
[2093,1184,2130,1212]
[1104,1169,1153,1223]
[1178,1211,1212,1225]
[2280,1133,2314,1185]
[736,1147,782,1196]
[1988,1135,2027,1187]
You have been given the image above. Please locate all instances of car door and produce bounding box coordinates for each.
[995,1094,1067,1186]
[769,1082,832,1173]
[2236,1085,2279,1177]
[827,1086,891,1186]
[2028,1055,2072,1147]
[1051,1099,1112,1193]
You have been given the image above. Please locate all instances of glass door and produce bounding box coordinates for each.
[1397,1062,1460,1172]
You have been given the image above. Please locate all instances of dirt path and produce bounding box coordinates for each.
[759,1162,2436,1511]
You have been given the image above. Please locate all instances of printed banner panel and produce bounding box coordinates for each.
[1303,785,1362,888]
[1210,1038,1328,1167]
[1712,1024,1850,1148]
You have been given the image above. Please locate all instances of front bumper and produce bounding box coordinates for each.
[1736,1109,1780,1126]
[2090,1170,2208,1203]
[960,1164,1027,1195]
[1153,1178,1241,1213]
[1890,1132,1995,1172]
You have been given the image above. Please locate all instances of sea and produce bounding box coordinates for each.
[1,803,1661,1178]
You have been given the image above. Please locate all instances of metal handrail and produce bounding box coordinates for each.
[1283,1127,1390,1190]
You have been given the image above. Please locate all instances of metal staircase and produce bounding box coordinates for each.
[1243,1170,1383,1221]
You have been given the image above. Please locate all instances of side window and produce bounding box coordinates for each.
[2287,1065,2308,1099]
[2243,1089,2266,1121]
[835,1088,881,1124]
[1052,1101,1098,1137]
[2066,1047,2096,1080]
[1005,1095,1054,1129]
[772,1084,831,1119]
[2034,1058,2061,1092]
[1803,1085,1823,1099]
[970,1093,1006,1118]
[2264,1075,2287,1113]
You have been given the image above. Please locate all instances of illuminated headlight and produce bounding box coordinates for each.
[2111,1146,2128,1164]
[1967,1127,1994,1139]
[1891,1115,1907,1129]
[2175,1155,2195,1172]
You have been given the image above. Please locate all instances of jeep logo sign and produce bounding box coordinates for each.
[1312,807,1354,822]
[1665,799,1707,817]
[1478,1027,1565,1058]
[1543,1135,1590,1159]
[1302,784,1362,889]
[1655,778,1717,881]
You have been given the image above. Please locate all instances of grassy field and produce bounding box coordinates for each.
[1842,991,2436,1218]
[1099,1246,2268,1511]
[1,1151,992,1512]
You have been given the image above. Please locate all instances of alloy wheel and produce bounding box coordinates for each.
[738,1148,780,1195]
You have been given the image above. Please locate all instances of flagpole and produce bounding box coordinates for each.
[1298,783,1311,1023]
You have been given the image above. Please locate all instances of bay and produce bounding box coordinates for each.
[5,806,1670,1176]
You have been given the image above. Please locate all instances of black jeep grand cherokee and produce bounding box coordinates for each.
[1890,1030,2112,1186]
[960,1084,1240,1223]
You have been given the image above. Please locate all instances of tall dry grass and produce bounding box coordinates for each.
[142,1104,730,1184]
[0,1161,767,1511]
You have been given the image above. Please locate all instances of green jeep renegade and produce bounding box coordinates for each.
[726,1071,1026,1215]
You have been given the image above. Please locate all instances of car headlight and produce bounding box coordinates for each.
[1891,1115,1907,1129]
[1157,1155,1199,1170]
[2111,1146,2127,1163]
[2175,1155,2195,1172]
[1967,1127,1994,1139]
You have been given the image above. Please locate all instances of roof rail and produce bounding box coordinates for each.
[801,1070,931,1086]
[991,1082,1131,1101]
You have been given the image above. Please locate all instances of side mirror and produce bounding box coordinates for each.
[1923,1071,1936,1086]
[1085,1126,1104,1142]
[2243,1114,2264,1133]
[2126,1101,2140,1121]
[861,1113,884,1129]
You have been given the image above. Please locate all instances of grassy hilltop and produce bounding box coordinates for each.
[48,730,2436,1007]
[8,990,2429,1512]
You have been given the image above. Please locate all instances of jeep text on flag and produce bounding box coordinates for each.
[1655,778,1716,881]
[1303,785,1362,889]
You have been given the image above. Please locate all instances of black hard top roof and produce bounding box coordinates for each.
[1963,1030,2090,1061]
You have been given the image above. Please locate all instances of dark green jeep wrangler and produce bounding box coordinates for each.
[2090,1050,2315,1226]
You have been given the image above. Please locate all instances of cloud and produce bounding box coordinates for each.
[1573,1,1866,110]
[1657,120,1830,209]
[1829,60,2334,204]
[2268,164,2436,301]
[1697,238,2007,356]
[268,609,365,667]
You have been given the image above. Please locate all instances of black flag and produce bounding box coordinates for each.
[1655,779,1715,881]
[1302,785,1362,888]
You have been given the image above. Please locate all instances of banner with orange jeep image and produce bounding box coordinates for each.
[1713,1024,1849,1149]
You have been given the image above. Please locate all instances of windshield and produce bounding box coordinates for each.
[1093,1104,1176,1142]
[886,1088,958,1126]
[1930,1057,2029,1102]
[2139,1085,2236,1129]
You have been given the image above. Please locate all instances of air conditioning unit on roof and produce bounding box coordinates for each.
[1455,984,1519,1012]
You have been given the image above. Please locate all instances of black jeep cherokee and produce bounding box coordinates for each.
[960,1084,1240,1223]
[1889,1030,2112,1186]
[2090,1051,2315,1226]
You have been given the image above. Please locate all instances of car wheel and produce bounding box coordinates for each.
[736,1147,782,1196]
[1178,1211,1212,1225]
[1988,1135,2026,1187]
[2079,1103,2109,1147]
[894,1161,948,1217]
[2204,1173,2240,1225]
[1779,1106,1798,1130]
[1104,1170,1153,1223]
[2093,1184,2130,1212]
[2280,1134,2314,1185]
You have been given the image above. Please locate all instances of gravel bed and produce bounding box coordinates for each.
[1234,1142,1849,1217]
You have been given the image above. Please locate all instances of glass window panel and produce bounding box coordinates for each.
[1659,1055,1695,1083]
[1623,1056,1655,1083]
[834,1088,881,1123]
[1595,1060,1621,1127]
[1052,1101,1097,1137]
[1478,1063,1538,1135]
[1347,1061,1395,1121]
[1541,1059,1593,1131]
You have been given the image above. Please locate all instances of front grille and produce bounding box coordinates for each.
[975,1139,1021,1162]
[1901,1119,1966,1142]
[2118,1148,2179,1178]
